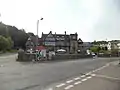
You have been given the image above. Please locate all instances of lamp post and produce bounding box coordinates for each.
[36,18,43,61]
[36,18,43,46]
[0,13,2,23]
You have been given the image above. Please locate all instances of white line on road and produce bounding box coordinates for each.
[55,62,111,89]
[74,81,82,85]
[86,72,92,75]
[0,65,4,67]
[86,76,92,79]
[56,83,65,88]
[47,88,53,90]
[91,74,96,77]
[66,80,73,83]
[64,85,74,90]
[96,74,120,81]
[81,75,86,78]
[74,77,81,80]
[81,78,87,82]
[92,63,110,73]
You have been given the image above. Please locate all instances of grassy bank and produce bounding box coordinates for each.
[0,49,17,56]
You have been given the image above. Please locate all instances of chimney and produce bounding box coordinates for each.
[50,31,52,34]
[55,32,56,38]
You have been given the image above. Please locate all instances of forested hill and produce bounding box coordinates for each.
[0,22,35,49]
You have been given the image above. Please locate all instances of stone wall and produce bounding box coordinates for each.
[17,53,35,61]
[17,52,93,61]
[98,54,119,57]
[52,54,92,60]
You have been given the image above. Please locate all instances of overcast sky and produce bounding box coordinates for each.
[0,0,120,42]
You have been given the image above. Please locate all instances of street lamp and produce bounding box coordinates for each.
[36,18,43,61]
[0,13,1,23]
[36,17,43,46]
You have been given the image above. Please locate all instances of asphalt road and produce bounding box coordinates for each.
[0,54,118,90]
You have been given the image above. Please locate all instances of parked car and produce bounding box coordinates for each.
[56,49,66,54]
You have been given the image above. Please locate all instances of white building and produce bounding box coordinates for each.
[107,41,120,51]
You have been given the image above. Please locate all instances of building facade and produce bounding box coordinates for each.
[25,31,85,54]
[41,31,79,54]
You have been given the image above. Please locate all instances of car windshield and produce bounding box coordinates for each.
[0,0,120,90]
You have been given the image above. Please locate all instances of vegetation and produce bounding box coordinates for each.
[90,46,108,53]
[0,35,13,52]
[90,46,99,53]
[0,22,35,53]
[91,40,108,45]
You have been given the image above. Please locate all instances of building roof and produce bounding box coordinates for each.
[78,38,83,43]
[42,32,70,41]
[26,36,36,46]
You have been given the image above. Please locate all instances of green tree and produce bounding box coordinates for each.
[0,35,13,52]
[6,37,14,50]
[0,23,29,49]
[0,35,9,51]
[90,46,99,53]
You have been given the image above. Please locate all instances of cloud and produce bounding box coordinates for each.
[0,0,120,41]
[93,0,120,41]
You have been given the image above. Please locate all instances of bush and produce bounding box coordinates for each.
[90,46,99,53]
[0,35,13,51]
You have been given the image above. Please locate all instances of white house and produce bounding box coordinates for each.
[107,42,111,51]
[107,41,120,51]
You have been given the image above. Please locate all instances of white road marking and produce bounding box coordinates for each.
[74,81,82,85]
[92,64,108,72]
[106,63,110,66]
[81,75,86,78]
[64,85,74,90]
[0,65,4,67]
[47,88,53,90]
[86,76,92,79]
[91,74,96,77]
[86,72,92,75]
[96,74,120,81]
[55,62,111,89]
[81,78,87,82]
[66,80,73,83]
[74,77,81,80]
[56,83,65,88]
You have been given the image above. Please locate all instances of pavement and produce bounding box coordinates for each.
[0,54,120,90]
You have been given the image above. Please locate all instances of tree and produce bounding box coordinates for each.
[27,32,35,36]
[0,35,13,51]
[105,46,108,50]
[92,40,108,45]
[0,35,9,51]
[0,23,35,49]
[6,37,14,50]
[90,46,99,53]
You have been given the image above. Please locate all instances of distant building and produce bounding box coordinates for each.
[41,31,79,54]
[25,31,86,54]
[107,40,120,51]
[25,36,35,51]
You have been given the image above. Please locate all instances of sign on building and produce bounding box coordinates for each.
[45,42,55,46]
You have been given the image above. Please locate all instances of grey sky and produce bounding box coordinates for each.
[0,0,120,41]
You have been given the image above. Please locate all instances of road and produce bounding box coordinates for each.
[0,54,118,90]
